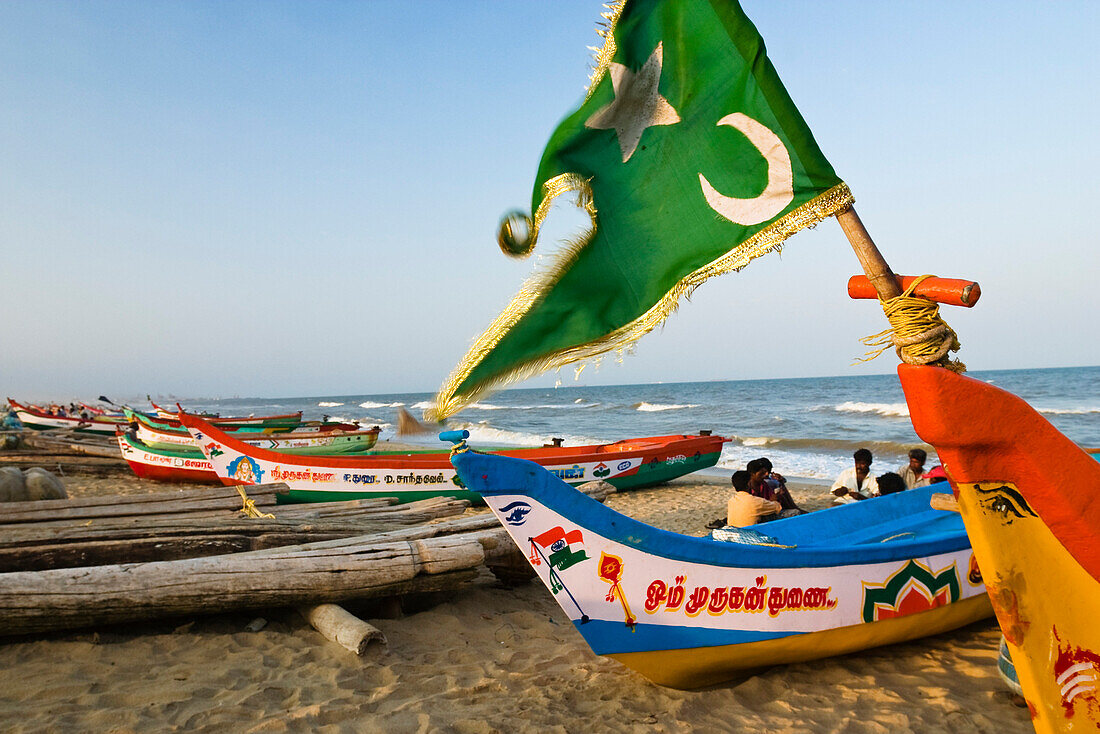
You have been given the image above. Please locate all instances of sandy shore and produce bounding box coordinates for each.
[0,468,1032,733]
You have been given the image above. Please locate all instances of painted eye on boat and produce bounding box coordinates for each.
[976,485,1036,521]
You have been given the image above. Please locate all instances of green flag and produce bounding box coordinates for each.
[432,0,852,419]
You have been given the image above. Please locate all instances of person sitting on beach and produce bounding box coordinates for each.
[724,469,782,526]
[899,448,931,489]
[747,458,806,516]
[876,471,907,496]
[831,448,878,503]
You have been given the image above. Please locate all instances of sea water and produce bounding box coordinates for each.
[170,366,1099,482]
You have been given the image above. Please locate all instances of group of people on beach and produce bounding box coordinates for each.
[45,403,91,420]
[829,447,946,504]
[717,447,948,529]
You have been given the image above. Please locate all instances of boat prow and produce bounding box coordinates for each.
[452,447,990,689]
[900,364,1100,730]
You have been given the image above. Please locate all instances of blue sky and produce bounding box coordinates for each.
[2,1,1097,401]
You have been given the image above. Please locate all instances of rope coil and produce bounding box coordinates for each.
[236,485,276,519]
[857,274,966,373]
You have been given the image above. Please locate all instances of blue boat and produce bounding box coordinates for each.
[446,432,992,689]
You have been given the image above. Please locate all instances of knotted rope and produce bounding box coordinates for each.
[236,485,276,519]
[857,274,966,373]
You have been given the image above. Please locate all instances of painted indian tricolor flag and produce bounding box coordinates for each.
[530,526,589,573]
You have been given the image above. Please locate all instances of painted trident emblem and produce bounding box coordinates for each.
[598,552,636,629]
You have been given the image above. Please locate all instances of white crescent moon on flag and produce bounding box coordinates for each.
[699,113,794,226]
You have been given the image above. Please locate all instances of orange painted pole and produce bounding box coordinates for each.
[848,275,981,307]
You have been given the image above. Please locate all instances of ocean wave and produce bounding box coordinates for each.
[716,443,938,481]
[535,403,600,409]
[410,401,434,411]
[446,419,605,448]
[359,401,406,409]
[1038,406,1100,415]
[634,402,700,412]
[729,434,928,458]
[834,401,910,418]
[741,436,778,447]
[317,401,344,407]
[466,402,599,411]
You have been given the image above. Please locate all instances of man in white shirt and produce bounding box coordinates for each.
[831,448,878,503]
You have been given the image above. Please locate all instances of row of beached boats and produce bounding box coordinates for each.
[7,396,733,501]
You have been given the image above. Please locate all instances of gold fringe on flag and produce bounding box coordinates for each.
[430,182,854,420]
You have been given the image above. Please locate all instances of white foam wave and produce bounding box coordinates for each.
[467,402,597,411]
[635,402,699,412]
[450,420,605,448]
[359,401,405,409]
[741,436,777,447]
[410,401,434,410]
[317,401,344,407]
[1038,406,1100,415]
[716,444,939,481]
[834,401,910,418]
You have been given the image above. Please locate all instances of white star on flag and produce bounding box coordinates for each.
[585,42,681,163]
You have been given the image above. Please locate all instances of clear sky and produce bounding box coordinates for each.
[3,1,1097,401]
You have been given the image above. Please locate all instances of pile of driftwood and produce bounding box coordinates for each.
[0,428,125,473]
[0,472,615,653]
[17,429,123,459]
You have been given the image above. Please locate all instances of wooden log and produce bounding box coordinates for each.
[0,496,472,573]
[0,532,489,635]
[577,479,617,502]
[0,510,470,548]
[0,483,290,523]
[0,535,263,572]
[299,604,386,654]
[930,493,960,513]
[0,482,287,511]
[21,434,123,459]
[0,459,127,476]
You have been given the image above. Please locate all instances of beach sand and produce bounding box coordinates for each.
[0,466,1033,733]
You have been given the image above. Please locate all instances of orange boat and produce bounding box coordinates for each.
[180,411,730,504]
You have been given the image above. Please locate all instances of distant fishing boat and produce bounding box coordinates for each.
[7,398,125,436]
[124,407,303,433]
[148,398,218,420]
[130,413,381,455]
[180,412,729,504]
[447,435,989,688]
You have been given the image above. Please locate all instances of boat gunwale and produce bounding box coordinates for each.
[181,412,729,471]
[453,450,973,570]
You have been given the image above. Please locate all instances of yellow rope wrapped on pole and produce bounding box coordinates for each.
[857,274,966,373]
[236,485,276,519]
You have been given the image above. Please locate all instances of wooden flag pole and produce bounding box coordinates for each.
[835,206,902,301]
